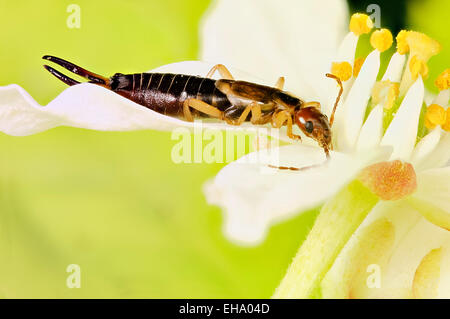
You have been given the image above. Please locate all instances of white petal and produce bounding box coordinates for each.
[200,0,348,103]
[411,128,441,168]
[433,89,449,106]
[381,218,450,299]
[417,132,450,170]
[336,32,358,64]
[322,201,422,298]
[204,144,389,245]
[337,50,380,151]
[410,167,450,227]
[381,52,406,82]
[356,104,383,152]
[151,61,267,84]
[381,76,425,160]
[0,61,288,137]
[323,200,450,298]
[323,32,359,118]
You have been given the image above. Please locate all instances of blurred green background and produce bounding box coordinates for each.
[0,0,448,298]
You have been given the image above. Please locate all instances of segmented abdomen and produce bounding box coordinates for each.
[110,73,232,117]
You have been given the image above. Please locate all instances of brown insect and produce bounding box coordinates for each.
[43,55,342,166]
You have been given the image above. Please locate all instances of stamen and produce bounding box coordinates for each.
[331,61,352,82]
[349,13,373,36]
[358,160,417,201]
[443,108,450,132]
[435,69,450,91]
[409,55,429,80]
[371,80,399,109]
[396,30,409,54]
[353,57,365,78]
[370,29,393,52]
[425,104,446,129]
[399,31,441,94]
[406,31,441,61]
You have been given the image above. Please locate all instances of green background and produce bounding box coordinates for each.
[0,0,448,298]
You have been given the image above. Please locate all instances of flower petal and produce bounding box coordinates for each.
[407,166,450,230]
[337,50,380,151]
[0,61,285,137]
[381,52,406,82]
[200,0,348,103]
[322,200,450,298]
[381,76,425,160]
[382,217,450,299]
[356,104,383,152]
[416,132,450,171]
[204,144,389,245]
[411,128,441,168]
[323,32,358,117]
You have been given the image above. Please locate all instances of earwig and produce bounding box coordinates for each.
[42,55,343,169]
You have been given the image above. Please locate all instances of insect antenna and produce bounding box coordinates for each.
[325,73,343,127]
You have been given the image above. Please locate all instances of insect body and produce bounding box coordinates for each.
[43,56,342,159]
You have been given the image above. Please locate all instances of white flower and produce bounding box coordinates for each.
[199,0,450,298]
[1,0,450,299]
[201,0,450,247]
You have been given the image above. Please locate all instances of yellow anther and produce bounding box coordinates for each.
[425,104,446,130]
[386,82,400,109]
[396,30,409,54]
[425,117,436,130]
[406,31,441,61]
[331,61,352,82]
[409,55,429,80]
[349,13,373,36]
[353,57,365,78]
[370,29,393,52]
[443,108,450,132]
[435,69,450,91]
[371,80,399,109]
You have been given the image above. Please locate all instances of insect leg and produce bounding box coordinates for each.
[206,64,234,80]
[234,102,262,125]
[183,98,223,122]
[274,77,285,90]
[271,110,301,141]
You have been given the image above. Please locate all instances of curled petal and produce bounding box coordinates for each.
[407,166,450,231]
[200,0,348,103]
[381,77,425,160]
[204,144,389,245]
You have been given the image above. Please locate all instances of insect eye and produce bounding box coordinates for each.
[305,121,314,133]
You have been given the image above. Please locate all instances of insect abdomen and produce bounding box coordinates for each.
[110,73,231,117]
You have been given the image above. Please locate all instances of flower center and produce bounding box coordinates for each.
[358,160,417,201]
